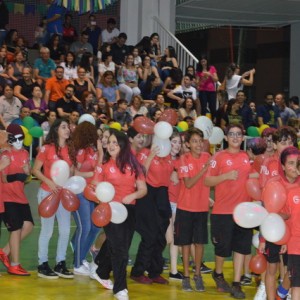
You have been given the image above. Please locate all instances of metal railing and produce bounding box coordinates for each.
[153,16,199,71]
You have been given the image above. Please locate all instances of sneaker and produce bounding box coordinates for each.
[38,262,59,279]
[254,282,266,300]
[74,264,90,276]
[231,284,246,299]
[114,289,129,300]
[8,264,30,276]
[130,275,153,284]
[212,270,231,293]
[240,274,252,286]
[151,275,169,284]
[182,276,193,291]
[200,262,212,274]
[193,275,205,292]
[0,249,10,269]
[169,271,183,281]
[89,261,98,280]
[54,261,74,279]
[93,272,114,290]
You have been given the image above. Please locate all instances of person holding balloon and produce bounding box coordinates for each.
[70,121,103,276]
[32,118,76,279]
[92,129,147,300]
[205,124,253,299]
[0,124,33,276]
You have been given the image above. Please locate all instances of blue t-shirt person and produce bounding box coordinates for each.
[46,2,64,35]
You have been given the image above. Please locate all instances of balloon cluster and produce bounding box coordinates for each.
[21,116,44,146]
[38,160,86,217]
[84,182,128,227]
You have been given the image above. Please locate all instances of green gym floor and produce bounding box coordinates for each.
[0,181,257,299]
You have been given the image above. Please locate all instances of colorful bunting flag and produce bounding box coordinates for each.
[14,3,24,14]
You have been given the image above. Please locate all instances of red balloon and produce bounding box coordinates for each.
[253,154,265,173]
[250,254,267,274]
[38,192,60,218]
[159,109,178,126]
[246,178,262,200]
[133,116,155,135]
[84,184,98,203]
[92,203,112,227]
[275,225,290,245]
[61,188,80,212]
[262,181,287,213]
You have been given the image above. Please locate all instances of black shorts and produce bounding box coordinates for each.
[210,214,252,257]
[174,209,208,246]
[288,254,300,287]
[264,241,281,263]
[3,203,34,232]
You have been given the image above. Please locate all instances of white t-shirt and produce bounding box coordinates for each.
[98,61,115,75]
[226,74,243,100]
[101,28,120,44]
[172,85,197,101]
[60,62,78,80]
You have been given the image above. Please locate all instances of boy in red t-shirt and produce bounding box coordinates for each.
[0,124,33,276]
[174,128,210,292]
[205,124,253,299]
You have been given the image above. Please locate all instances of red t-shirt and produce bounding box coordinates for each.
[1,149,29,204]
[0,181,3,213]
[259,153,279,188]
[93,159,145,205]
[36,144,73,192]
[177,152,211,212]
[76,147,98,184]
[206,150,251,214]
[137,148,174,187]
[168,158,181,203]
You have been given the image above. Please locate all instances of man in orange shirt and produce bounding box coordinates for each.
[44,66,70,111]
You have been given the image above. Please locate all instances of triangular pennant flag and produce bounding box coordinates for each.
[14,3,24,14]
[6,2,14,13]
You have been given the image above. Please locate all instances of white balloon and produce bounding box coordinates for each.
[208,127,225,144]
[252,232,260,249]
[50,160,70,186]
[153,135,171,157]
[154,121,173,140]
[109,202,128,224]
[64,176,87,194]
[194,116,213,139]
[260,213,286,243]
[96,182,115,203]
[78,114,96,125]
[233,202,269,228]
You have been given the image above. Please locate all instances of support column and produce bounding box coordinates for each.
[290,22,300,97]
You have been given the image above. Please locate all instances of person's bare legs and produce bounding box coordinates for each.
[265,262,278,300]
[194,244,203,277]
[233,252,245,282]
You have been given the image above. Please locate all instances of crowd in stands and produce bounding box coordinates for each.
[0,1,300,300]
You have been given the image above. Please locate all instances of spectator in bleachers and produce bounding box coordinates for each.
[78,52,94,83]
[60,51,78,80]
[56,84,79,118]
[10,106,38,127]
[69,109,80,133]
[139,74,163,102]
[149,33,161,66]
[148,93,168,117]
[162,68,183,103]
[196,54,219,119]
[132,47,142,67]
[257,92,282,128]
[45,0,64,38]
[158,46,178,81]
[4,29,18,56]
[70,31,93,64]
[41,110,57,132]
[138,55,160,84]
[7,50,29,83]
[83,14,102,56]
[111,32,129,68]
[117,54,140,102]
[0,0,9,47]
[97,43,111,63]
[80,90,96,114]
[127,95,148,118]
[0,45,9,82]
[220,98,243,131]
[289,95,300,118]
[16,37,28,61]
[44,66,70,111]
[101,18,120,45]
[236,90,255,130]
[96,70,120,106]
[34,17,47,49]
[185,65,197,88]
[33,47,56,87]
[113,99,132,131]
[98,51,115,81]
[62,13,78,48]
[0,84,22,127]
[47,33,65,65]
[178,97,197,121]
[95,96,113,123]
[73,67,96,101]
[23,85,48,124]
[275,92,297,125]
[13,67,39,103]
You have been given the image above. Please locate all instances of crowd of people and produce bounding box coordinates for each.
[0,1,300,300]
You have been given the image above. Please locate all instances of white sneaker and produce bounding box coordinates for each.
[89,261,98,280]
[74,264,90,276]
[114,289,129,300]
[287,293,291,300]
[93,272,114,290]
[82,260,90,271]
[254,282,266,300]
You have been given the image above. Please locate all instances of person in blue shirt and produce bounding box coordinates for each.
[44,0,64,38]
[235,90,254,131]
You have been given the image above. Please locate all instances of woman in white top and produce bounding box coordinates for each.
[178,97,197,120]
[60,51,78,80]
[224,63,255,100]
[98,52,115,82]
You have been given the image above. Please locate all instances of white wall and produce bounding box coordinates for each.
[290,23,300,97]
